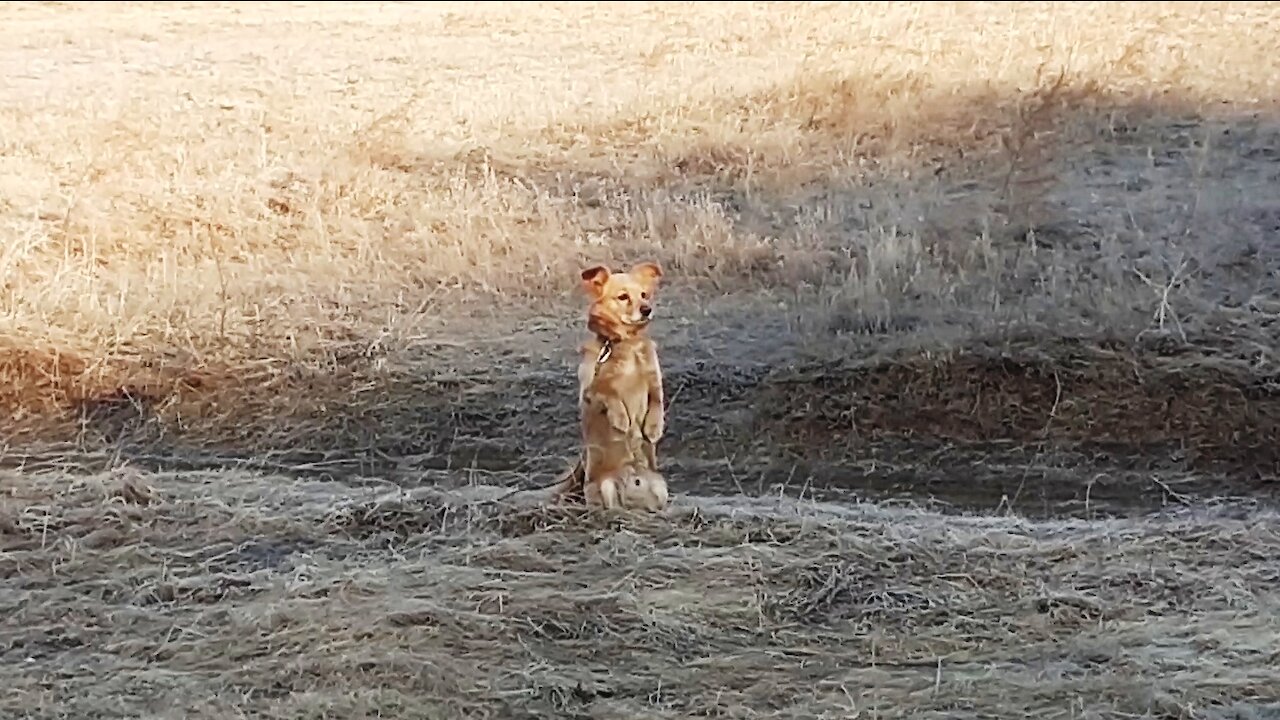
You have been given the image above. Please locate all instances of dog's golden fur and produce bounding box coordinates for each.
[552,261,668,511]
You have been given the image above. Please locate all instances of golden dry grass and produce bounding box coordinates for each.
[4,3,1280,717]
[3,1,1279,445]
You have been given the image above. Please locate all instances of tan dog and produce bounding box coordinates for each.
[552,261,668,511]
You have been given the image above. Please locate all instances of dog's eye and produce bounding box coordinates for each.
[641,292,648,299]
[617,293,629,302]
[633,477,642,487]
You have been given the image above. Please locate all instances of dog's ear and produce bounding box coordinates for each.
[630,261,663,288]
[580,265,610,297]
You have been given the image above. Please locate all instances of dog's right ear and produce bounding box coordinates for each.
[580,265,610,297]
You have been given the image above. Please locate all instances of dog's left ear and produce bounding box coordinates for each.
[580,265,611,297]
[630,261,663,288]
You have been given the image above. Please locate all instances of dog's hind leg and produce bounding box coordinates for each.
[585,474,621,509]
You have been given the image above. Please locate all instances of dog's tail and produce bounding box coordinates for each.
[549,457,586,504]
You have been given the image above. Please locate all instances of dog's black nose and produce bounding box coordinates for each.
[639,304,652,318]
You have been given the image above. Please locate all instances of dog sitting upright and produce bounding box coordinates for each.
[552,261,668,511]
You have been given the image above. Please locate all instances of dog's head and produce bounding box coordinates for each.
[618,466,670,513]
[579,261,663,340]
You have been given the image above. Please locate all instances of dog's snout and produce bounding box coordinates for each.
[639,304,653,318]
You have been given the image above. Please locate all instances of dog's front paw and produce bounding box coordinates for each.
[643,412,665,443]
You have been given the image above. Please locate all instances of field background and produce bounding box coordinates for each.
[3,2,1280,718]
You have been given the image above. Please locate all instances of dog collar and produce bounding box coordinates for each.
[596,340,613,365]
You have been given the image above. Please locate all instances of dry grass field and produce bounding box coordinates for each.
[4,1,1280,717]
